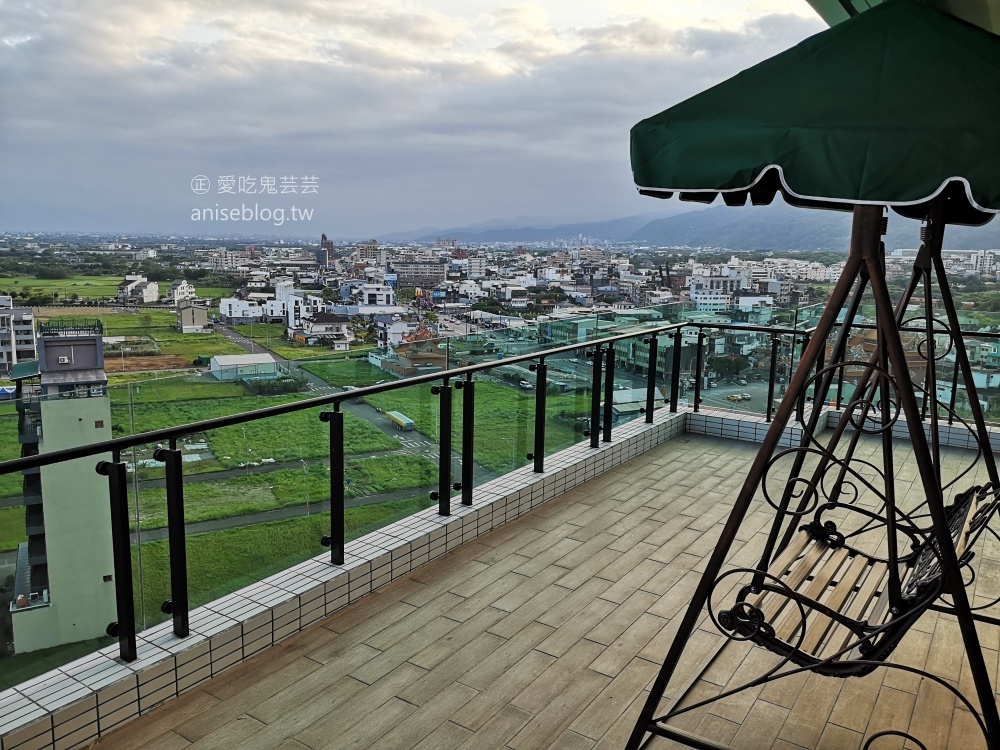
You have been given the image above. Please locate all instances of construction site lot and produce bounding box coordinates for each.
[105,355,194,372]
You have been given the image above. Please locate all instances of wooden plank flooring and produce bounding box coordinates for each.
[92,433,1000,750]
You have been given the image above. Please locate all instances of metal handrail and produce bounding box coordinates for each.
[3,315,819,663]
[0,320,813,476]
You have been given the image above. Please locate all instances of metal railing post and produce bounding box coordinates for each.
[153,440,189,638]
[693,329,705,413]
[670,328,682,412]
[801,333,812,403]
[948,361,959,425]
[96,454,137,662]
[589,346,603,448]
[319,407,345,565]
[766,335,779,422]
[456,376,474,505]
[431,381,452,515]
[529,359,547,472]
[836,353,845,409]
[603,346,615,443]
[644,335,658,423]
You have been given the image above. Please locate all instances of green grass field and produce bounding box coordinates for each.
[298,360,385,388]
[195,286,236,299]
[0,506,25,552]
[229,324,327,361]
[365,380,582,473]
[115,395,400,464]
[0,415,22,498]
[131,454,435,530]
[0,276,123,299]
[0,493,437,687]
[133,496,435,628]
[108,374,248,405]
[40,310,245,361]
[0,277,234,302]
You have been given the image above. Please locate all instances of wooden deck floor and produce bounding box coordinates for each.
[92,433,1000,750]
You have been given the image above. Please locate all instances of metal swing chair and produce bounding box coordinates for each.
[623,0,1000,745]
[715,193,1000,680]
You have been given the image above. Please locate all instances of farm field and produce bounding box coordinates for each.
[132,495,436,629]
[0,506,25,552]
[365,380,583,473]
[0,415,22,498]
[114,395,399,465]
[298,359,385,388]
[229,324,324,360]
[38,310,245,363]
[107,373,247,405]
[0,276,123,300]
[130,454,436,530]
[0,278,234,302]
[230,325,380,362]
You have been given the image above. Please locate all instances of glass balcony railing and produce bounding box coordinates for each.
[0,301,841,696]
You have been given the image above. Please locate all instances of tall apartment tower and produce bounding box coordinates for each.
[319,233,335,267]
[9,320,115,654]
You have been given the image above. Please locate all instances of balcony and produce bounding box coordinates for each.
[3,420,994,750]
[0,310,998,750]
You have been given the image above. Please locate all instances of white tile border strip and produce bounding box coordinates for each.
[5,401,997,749]
[0,409,687,750]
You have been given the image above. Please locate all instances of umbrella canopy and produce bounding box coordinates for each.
[806,0,1000,36]
[631,0,1000,224]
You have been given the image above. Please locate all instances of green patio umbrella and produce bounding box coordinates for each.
[806,0,1000,35]
[631,0,1000,224]
[627,2,1000,748]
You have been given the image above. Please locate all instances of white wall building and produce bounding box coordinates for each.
[219,298,262,323]
[165,279,197,305]
[116,275,159,304]
[0,296,36,372]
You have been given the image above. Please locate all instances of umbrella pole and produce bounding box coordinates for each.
[627,204,1000,749]
[623,213,866,750]
[862,212,1000,745]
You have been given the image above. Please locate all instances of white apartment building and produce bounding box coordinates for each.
[274,280,324,328]
[0,296,36,372]
[165,279,197,305]
[467,257,490,279]
[219,298,262,324]
[116,275,159,304]
[494,284,529,310]
[355,283,396,307]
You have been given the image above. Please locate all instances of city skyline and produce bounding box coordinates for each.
[1,0,823,236]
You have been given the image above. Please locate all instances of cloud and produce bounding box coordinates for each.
[0,0,824,236]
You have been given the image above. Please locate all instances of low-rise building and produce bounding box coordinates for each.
[176,302,210,333]
[288,313,351,350]
[219,298,262,324]
[116,275,159,304]
[209,353,279,381]
[0,296,36,373]
[165,279,197,305]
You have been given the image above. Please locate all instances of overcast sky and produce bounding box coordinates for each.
[0,0,824,239]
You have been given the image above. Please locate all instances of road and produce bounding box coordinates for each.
[213,322,286,361]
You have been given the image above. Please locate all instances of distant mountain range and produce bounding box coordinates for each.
[377,208,695,244]
[378,201,1000,251]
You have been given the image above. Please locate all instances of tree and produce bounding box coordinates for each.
[708,355,751,379]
